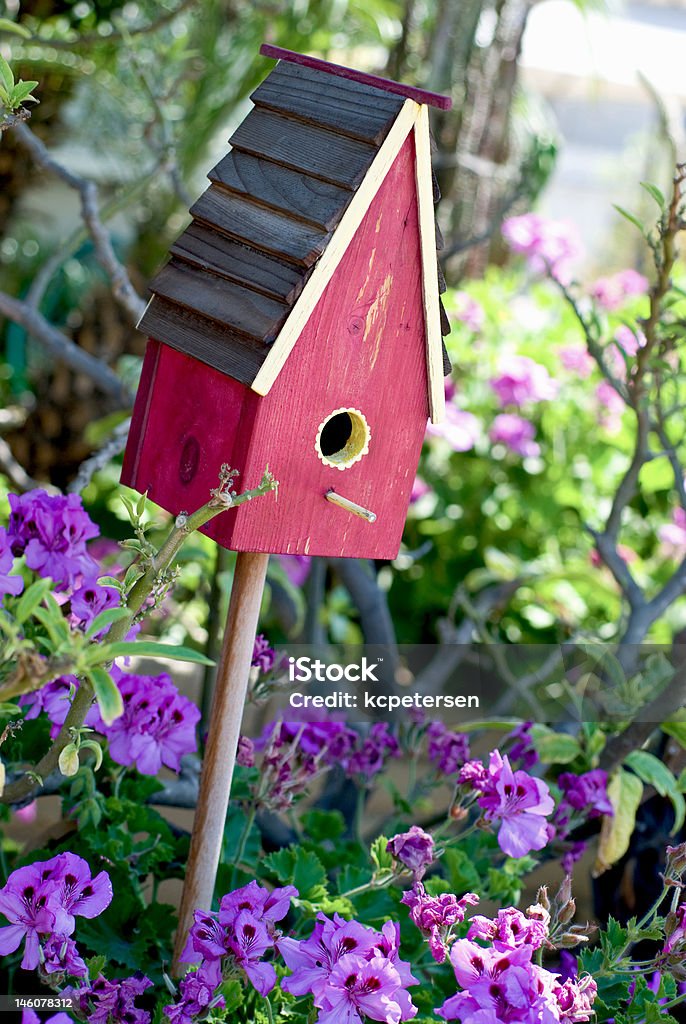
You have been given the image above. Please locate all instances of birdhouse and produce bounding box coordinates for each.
[122,45,452,560]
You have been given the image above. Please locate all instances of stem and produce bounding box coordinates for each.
[233,806,257,869]
[263,995,274,1024]
[1,469,277,806]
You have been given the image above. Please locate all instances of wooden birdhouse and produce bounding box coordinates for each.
[122,45,452,560]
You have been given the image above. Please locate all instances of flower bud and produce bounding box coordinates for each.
[558,898,577,926]
[666,843,686,878]
[556,875,573,906]
[536,886,551,912]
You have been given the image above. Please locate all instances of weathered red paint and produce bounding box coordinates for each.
[122,132,429,559]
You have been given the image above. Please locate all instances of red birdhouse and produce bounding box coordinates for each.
[122,46,452,560]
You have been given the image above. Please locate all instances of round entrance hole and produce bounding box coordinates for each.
[315,408,370,470]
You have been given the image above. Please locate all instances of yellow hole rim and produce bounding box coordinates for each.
[315,408,371,471]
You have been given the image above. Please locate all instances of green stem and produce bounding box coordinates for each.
[234,806,257,869]
[263,995,274,1024]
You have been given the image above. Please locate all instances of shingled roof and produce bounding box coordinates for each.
[137,51,452,391]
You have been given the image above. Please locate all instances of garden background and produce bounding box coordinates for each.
[2,1,686,1023]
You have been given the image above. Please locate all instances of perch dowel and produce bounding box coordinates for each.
[172,549,270,973]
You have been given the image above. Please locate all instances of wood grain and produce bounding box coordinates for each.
[209,150,350,231]
[259,44,452,110]
[137,295,269,385]
[250,99,419,396]
[173,551,270,971]
[191,186,329,268]
[171,222,304,304]
[413,105,445,424]
[229,108,376,189]
[251,60,403,144]
[152,259,288,342]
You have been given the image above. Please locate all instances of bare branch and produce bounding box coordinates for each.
[12,122,146,325]
[68,418,131,493]
[0,290,132,404]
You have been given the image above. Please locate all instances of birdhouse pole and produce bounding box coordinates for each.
[172,549,270,972]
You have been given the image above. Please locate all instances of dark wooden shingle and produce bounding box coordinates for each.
[251,60,404,144]
[191,185,329,267]
[209,150,350,231]
[171,222,304,304]
[229,108,376,189]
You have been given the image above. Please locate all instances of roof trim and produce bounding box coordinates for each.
[249,98,421,397]
[260,45,452,111]
[414,105,446,424]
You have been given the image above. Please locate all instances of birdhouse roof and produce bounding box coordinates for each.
[137,47,452,421]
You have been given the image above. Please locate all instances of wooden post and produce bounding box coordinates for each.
[172,549,270,972]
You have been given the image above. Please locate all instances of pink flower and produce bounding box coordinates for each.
[502,213,583,284]
[278,554,311,588]
[452,292,484,333]
[590,269,649,311]
[590,544,637,569]
[387,826,434,879]
[490,355,558,408]
[595,381,625,433]
[473,751,555,858]
[614,324,645,357]
[410,477,431,504]
[489,414,540,458]
[427,405,480,452]
[659,507,686,559]
[558,346,594,379]
[320,954,417,1024]
[467,907,549,951]
[401,884,479,963]
[0,525,23,600]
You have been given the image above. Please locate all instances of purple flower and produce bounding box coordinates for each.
[664,903,686,955]
[507,722,539,771]
[181,881,296,997]
[590,269,648,311]
[452,291,484,333]
[490,355,557,408]
[281,912,417,1023]
[278,554,312,587]
[553,974,597,1023]
[345,723,400,781]
[613,324,645,358]
[252,634,275,673]
[557,770,613,819]
[19,675,102,740]
[387,826,434,879]
[70,577,120,632]
[489,414,541,457]
[502,213,583,284]
[0,854,111,970]
[320,953,417,1023]
[104,672,200,775]
[427,403,480,452]
[7,489,98,589]
[65,973,152,1024]
[254,718,357,810]
[40,932,88,977]
[22,1013,73,1024]
[438,940,550,1021]
[237,735,256,767]
[467,907,549,951]
[558,346,594,379]
[426,722,470,775]
[0,525,23,600]
[164,963,224,1023]
[401,883,479,963]
[473,751,555,858]
[410,476,432,504]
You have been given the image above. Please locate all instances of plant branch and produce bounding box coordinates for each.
[1,468,278,805]
[12,121,146,325]
[0,290,132,404]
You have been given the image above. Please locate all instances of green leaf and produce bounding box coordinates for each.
[86,954,106,980]
[370,836,393,872]
[13,578,52,624]
[613,204,644,234]
[262,846,328,902]
[102,641,214,666]
[443,848,482,893]
[0,19,31,38]
[80,739,103,771]
[662,720,686,751]
[594,769,643,875]
[625,750,685,833]
[58,743,80,777]
[89,667,123,726]
[0,55,14,94]
[640,181,666,210]
[10,81,38,105]
[85,606,130,639]
[599,915,629,958]
[97,575,124,592]
[301,809,346,842]
[531,728,582,764]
